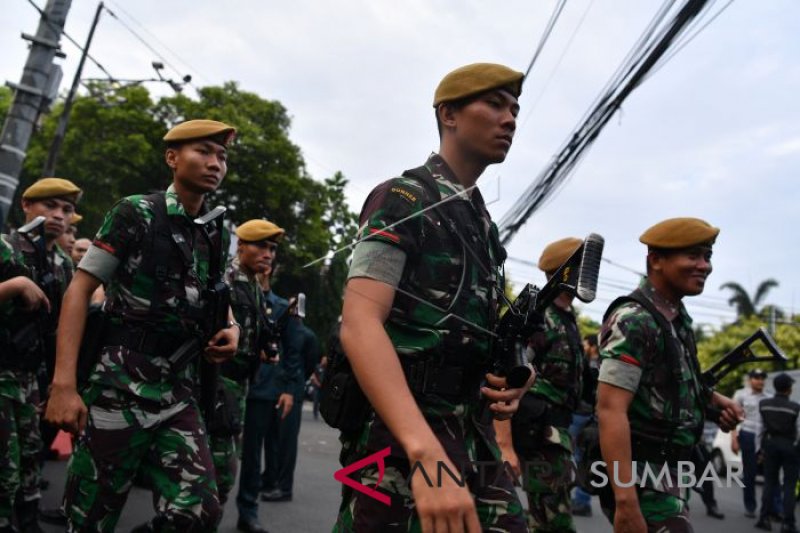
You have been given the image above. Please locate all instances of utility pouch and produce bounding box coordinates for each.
[77,305,108,387]
[320,367,370,434]
[510,394,549,454]
[205,381,242,437]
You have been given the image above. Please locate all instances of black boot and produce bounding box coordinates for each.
[706,503,725,519]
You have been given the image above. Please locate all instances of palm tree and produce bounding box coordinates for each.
[720,278,779,319]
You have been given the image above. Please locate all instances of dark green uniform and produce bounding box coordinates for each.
[521,304,584,532]
[0,231,72,529]
[64,185,224,532]
[209,260,262,506]
[334,154,526,532]
[598,278,708,532]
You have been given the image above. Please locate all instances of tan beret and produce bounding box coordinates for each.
[538,237,583,273]
[22,177,82,204]
[236,219,284,243]
[163,119,236,146]
[70,213,83,224]
[640,217,719,249]
[433,63,524,107]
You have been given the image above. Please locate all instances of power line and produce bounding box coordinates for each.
[102,5,196,90]
[519,0,596,130]
[523,0,569,80]
[25,0,114,80]
[499,0,722,245]
[105,0,211,84]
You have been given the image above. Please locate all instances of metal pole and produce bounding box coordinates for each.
[0,0,72,230]
[43,2,104,177]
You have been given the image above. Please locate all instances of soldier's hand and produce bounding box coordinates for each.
[259,349,279,364]
[204,325,240,363]
[613,501,647,533]
[10,276,51,312]
[410,451,481,533]
[482,369,536,421]
[45,383,88,435]
[276,393,293,419]
[712,393,743,432]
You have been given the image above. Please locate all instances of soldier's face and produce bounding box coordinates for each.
[167,140,228,194]
[21,198,75,240]
[238,240,277,275]
[72,238,91,264]
[57,227,76,255]
[443,89,519,165]
[651,246,713,297]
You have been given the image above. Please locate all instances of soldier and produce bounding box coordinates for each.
[754,373,800,533]
[56,213,81,258]
[213,219,283,533]
[496,237,586,532]
[237,251,296,533]
[45,119,240,532]
[2,177,80,532]
[596,217,742,532]
[333,63,533,532]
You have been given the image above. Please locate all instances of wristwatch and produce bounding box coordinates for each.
[227,320,242,333]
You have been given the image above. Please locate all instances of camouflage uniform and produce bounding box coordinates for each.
[209,259,262,506]
[63,185,223,532]
[0,231,72,528]
[597,278,708,532]
[334,154,526,532]
[521,304,584,532]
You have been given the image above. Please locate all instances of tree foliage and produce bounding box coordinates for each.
[719,278,780,319]
[697,314,800,396]
[10,81,356,339]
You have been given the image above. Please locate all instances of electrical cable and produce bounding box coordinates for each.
[498,0,720,245]
[523,0,569,80]
[25,0,115,80]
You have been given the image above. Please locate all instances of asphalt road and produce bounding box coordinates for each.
[38,405,779,532]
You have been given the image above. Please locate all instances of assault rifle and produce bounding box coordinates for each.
[491,233,605,389]
[12,216,58,371]
[703,328,787,423]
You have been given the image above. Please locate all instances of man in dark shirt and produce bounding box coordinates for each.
[755,373,800,533]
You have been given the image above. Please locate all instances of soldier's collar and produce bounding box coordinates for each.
[425,153,489,211]
[639,277,684,322]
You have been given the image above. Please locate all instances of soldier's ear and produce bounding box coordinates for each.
[165,147,179,171]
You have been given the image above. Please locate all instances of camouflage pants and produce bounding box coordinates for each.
[63,385,221,532]
[522,439,575,532]
[599,478,692,532]
[0,377,42,528]
[333,453,527,532]
[208,376,246,506]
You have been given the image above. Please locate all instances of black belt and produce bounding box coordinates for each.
[103,323,191,357]
[631,434,693,466]
[400,358,483,401]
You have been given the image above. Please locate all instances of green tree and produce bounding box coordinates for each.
[719,278,780,319]
[0,86,12,124]
[14,81,356,341]
[697,314,800,396]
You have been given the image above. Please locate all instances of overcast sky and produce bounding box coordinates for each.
[3,0,799,328]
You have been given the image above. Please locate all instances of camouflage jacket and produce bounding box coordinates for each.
[355,153,505,370]
[80,184,227,404]
[1,231,72,391]
[342,154,507,464]
[599,277,707,449]
[222,259,262,382]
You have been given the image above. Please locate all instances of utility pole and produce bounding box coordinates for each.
[0,0,72,231]
[43,2,103,177]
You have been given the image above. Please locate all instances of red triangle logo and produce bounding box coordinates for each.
[333,446,392,506]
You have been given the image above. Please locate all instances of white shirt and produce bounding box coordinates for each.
[734,386,771,435]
